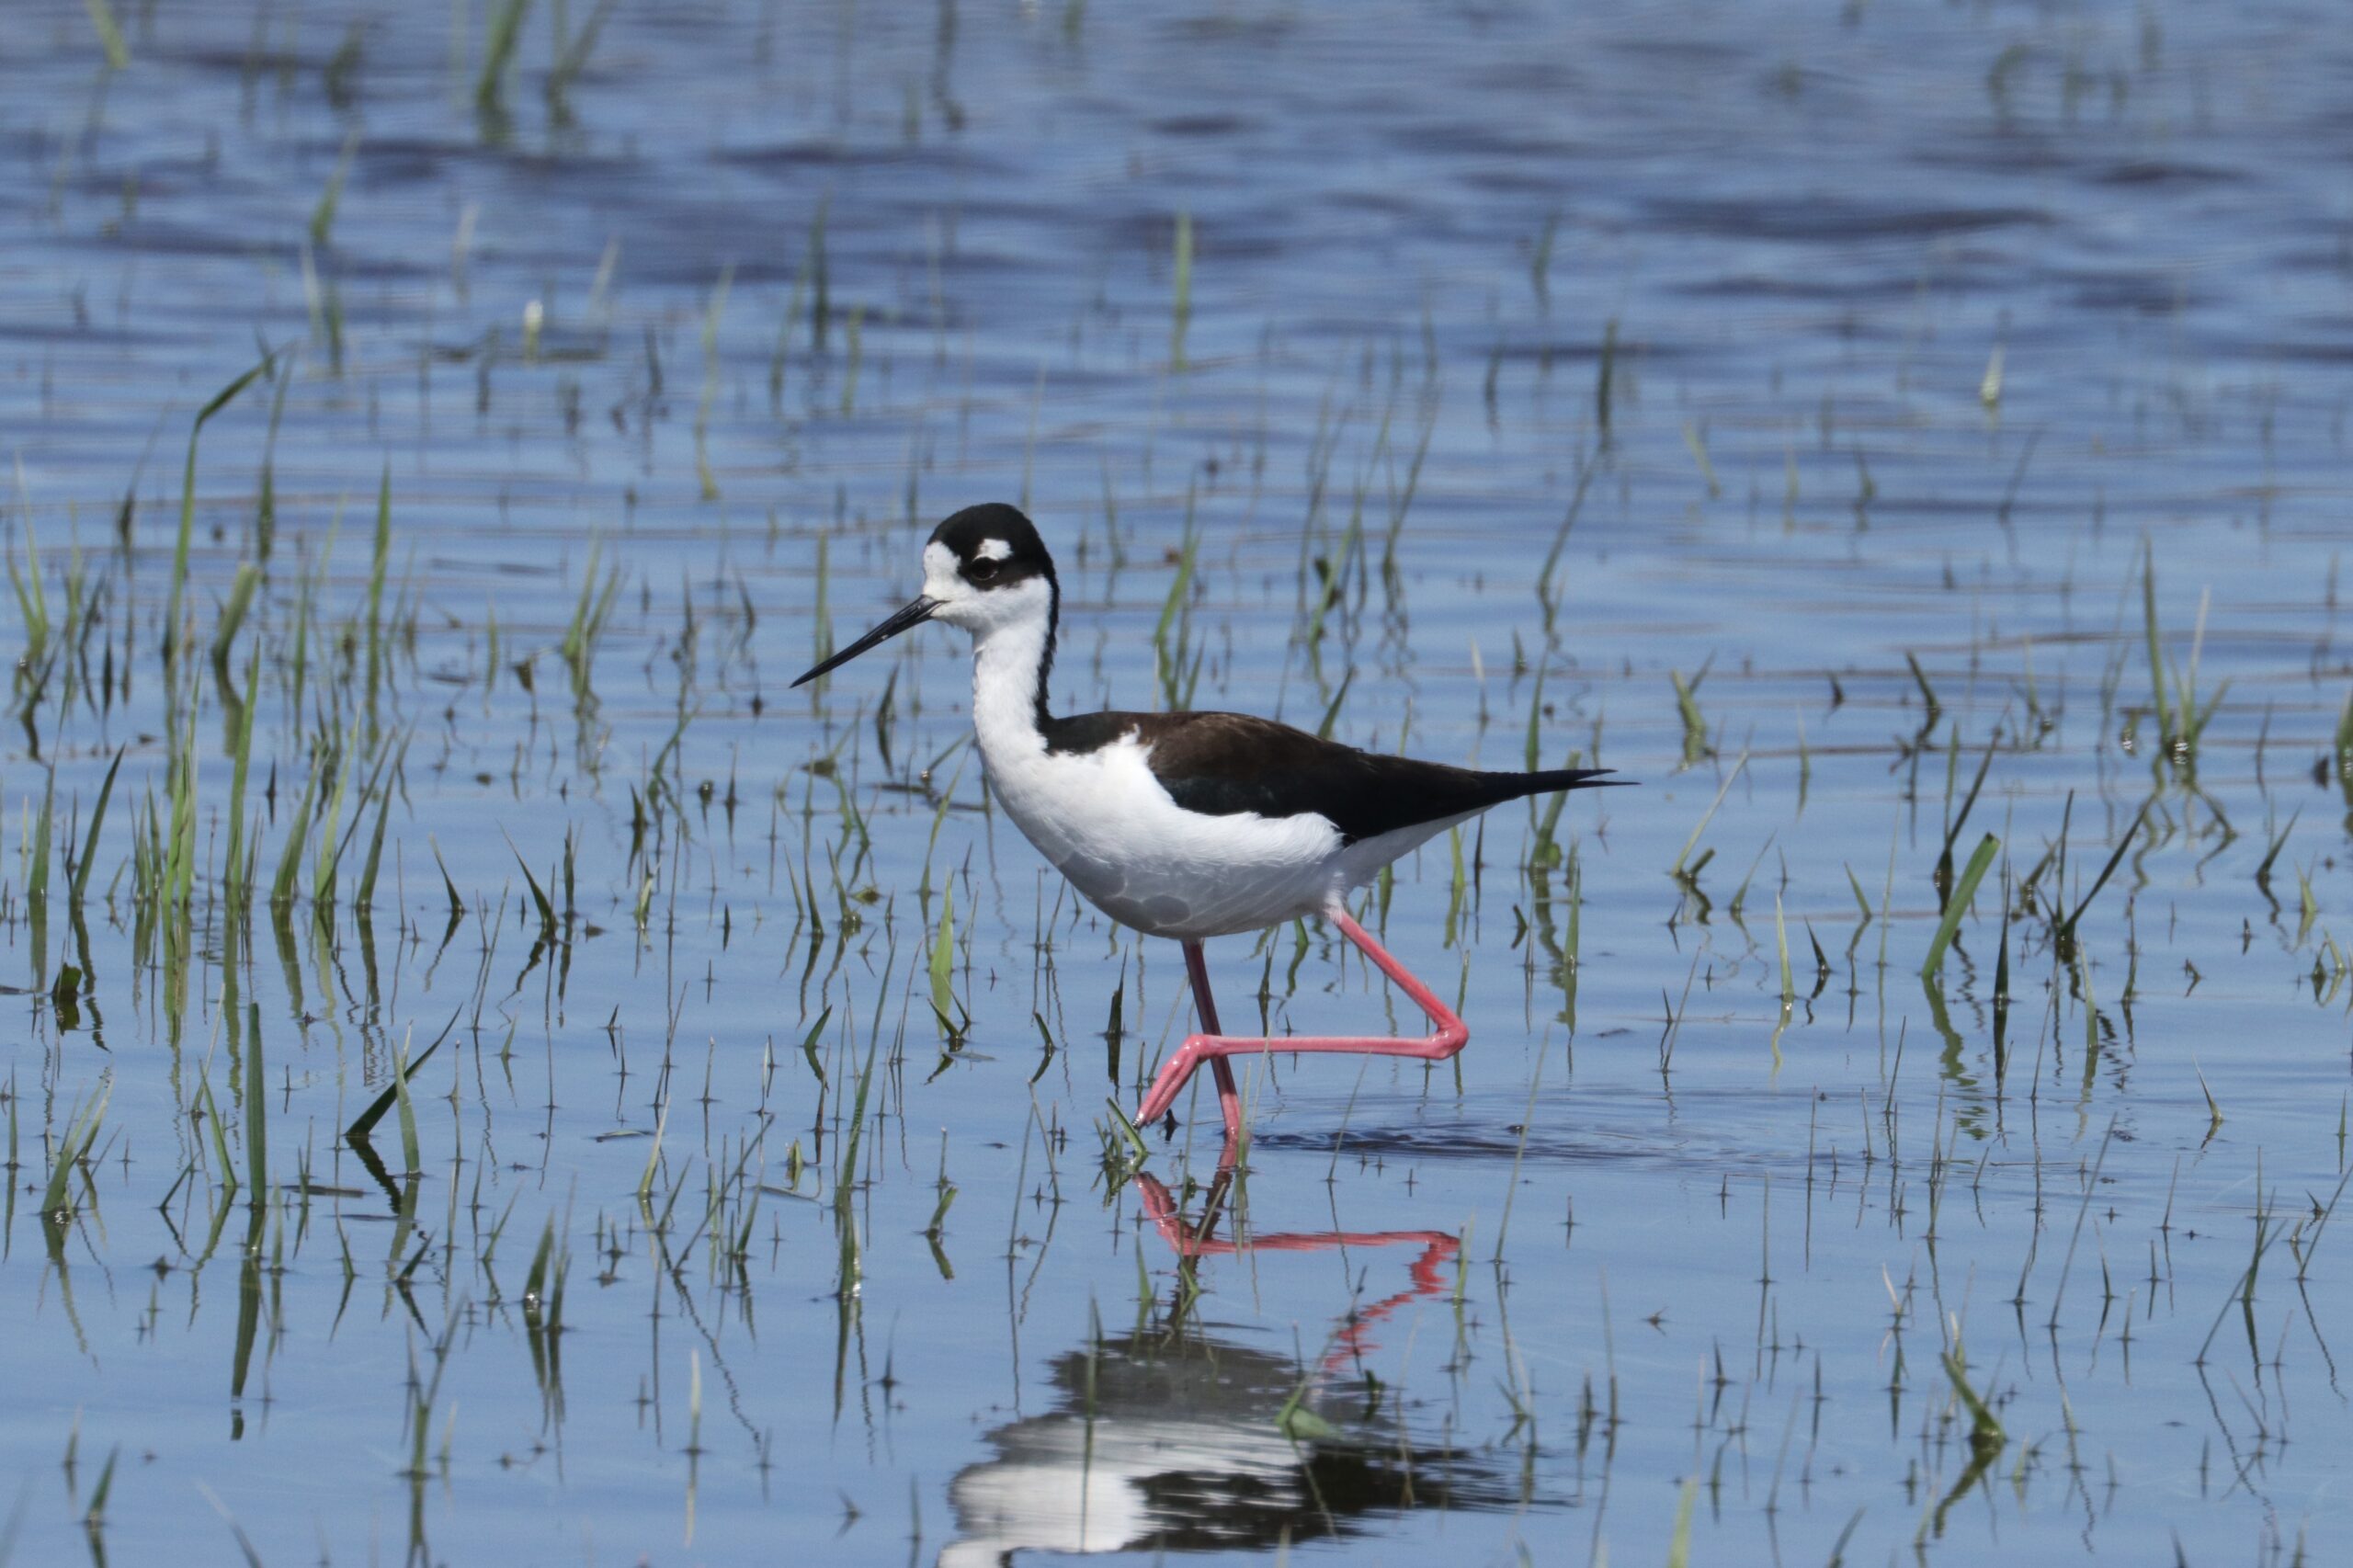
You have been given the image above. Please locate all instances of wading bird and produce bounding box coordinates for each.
[793,504,1620,1140]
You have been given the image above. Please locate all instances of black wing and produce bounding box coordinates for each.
[1043,709,1622,844]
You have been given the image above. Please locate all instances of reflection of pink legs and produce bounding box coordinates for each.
[1135,903,1470,1133]
[1135,1158,1457,1375]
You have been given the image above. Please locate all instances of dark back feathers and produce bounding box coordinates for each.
[1043,709,1620,843]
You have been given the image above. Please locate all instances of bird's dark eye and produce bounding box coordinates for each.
[968,557,999,583]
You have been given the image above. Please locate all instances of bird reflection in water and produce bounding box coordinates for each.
[940,1149,1522,1564]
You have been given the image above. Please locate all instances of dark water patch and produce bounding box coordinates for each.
[1674,271,1925,302]
[711,139,1004,176]
[1161,13,1300,47]
[1256,1116,1771,1172]
[2061,271,2196,314]
[2091,157,2239,188]
[1148,113,1258,139]
[1649,194,2053,244]
[1386,120,1580,165]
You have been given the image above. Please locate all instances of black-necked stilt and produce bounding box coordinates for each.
[793,503,1622,1139]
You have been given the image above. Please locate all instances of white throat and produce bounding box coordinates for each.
[969,599,1053,756]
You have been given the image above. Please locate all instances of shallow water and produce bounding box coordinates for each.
[5,2,2353,1563]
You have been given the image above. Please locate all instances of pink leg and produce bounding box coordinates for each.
[1181,941,1245,1142]
[1136,905,1468,1131]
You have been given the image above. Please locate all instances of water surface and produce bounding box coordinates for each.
[4,2,2352,1563]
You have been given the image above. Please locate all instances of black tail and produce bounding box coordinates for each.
[1485,767,1630,807]
[1359,764,1629,840]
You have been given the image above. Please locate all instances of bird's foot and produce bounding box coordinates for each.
[1135,1034,1244,1141]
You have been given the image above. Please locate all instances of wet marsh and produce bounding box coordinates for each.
[5,2,2353,1564]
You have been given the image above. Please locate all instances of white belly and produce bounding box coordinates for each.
[983,732,1347,940]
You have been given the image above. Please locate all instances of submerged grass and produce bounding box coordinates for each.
[42,1074,110,1220]
[4,22,2350,1568]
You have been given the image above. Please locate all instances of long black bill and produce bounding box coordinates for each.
[791,596,938,687]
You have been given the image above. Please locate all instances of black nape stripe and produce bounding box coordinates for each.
[1035,574,1059,730]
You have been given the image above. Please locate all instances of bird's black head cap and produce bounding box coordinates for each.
[928,503,1056,591]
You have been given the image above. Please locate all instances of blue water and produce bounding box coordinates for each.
[4,2,2352,1563]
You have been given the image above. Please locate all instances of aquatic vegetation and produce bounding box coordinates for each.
[0,5,2346,1567]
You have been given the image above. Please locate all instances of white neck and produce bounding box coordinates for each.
[970,605,1053,755]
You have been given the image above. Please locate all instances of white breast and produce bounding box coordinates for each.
[983,728,1345,939]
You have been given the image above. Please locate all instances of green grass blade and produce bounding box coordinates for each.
[928,884,958,1030]
[2061,800,2150,936]
[83,0,129,68]
[166,359,270,666]
[346,1015,455,1142]
[68,747,125,907]
[1922,833,2000,980]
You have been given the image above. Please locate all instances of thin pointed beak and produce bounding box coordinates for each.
[792,596,938,687]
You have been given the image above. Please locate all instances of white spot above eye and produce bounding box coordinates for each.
[974,538,1014,562]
